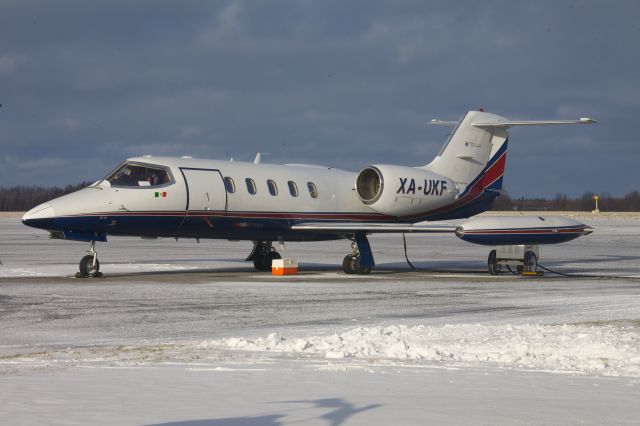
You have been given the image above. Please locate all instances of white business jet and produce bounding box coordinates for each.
[22,110,595,277]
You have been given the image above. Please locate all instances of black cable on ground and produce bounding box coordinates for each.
[537,264,576,277]
[537,263,640,281]
[402,233,417,271]
[401,233,638,280]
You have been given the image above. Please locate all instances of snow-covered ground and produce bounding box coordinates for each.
[1,214,640,425]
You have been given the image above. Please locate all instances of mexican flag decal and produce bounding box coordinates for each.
[155,191,167,198]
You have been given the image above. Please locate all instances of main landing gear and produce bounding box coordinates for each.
[342,234,375,275]
[76,240,103,278]
[247,241,281,271]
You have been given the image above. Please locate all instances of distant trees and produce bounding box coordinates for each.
[492,190,640,211]
[0,183,88,211]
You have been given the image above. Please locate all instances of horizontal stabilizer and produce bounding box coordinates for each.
[472,118,596,128]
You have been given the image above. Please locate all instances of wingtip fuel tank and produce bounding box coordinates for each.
[455,216,592,246]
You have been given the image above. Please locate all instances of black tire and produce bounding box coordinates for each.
[253,253,268,271]
[79,255,100,278]
[343,255,355,274]
[488,250,501,275]
[254,251,281,271]
[268,251,282,262]
[524,251,538,272]
[344,255,371,275]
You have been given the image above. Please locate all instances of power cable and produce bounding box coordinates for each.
[537,264,640,281]
[402,233,639,281]
[402,233,417,271]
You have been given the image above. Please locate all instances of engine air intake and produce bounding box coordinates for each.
[356,167,383,204]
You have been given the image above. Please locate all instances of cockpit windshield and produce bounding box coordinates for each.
[105,162,173,187]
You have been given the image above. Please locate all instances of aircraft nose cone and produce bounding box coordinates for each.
[22,203,57,230]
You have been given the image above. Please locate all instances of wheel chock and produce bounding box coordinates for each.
[272,258,298,275]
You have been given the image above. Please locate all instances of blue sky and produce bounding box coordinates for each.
[1,0,638,197]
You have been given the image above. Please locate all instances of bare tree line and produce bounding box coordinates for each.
[0,183,88,211]
[493,191,640,211]
[2,184,640,212]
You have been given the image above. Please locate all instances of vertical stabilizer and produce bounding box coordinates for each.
[424,111,509,194]
[422,110,594,220]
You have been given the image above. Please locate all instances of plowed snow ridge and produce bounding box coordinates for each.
[210,324,640,376]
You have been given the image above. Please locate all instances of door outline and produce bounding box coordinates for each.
[179,167,228,213]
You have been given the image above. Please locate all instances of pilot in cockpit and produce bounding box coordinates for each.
[111,167,135,186]
[147,172,160,186]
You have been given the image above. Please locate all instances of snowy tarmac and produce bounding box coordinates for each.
[1,214,640,425]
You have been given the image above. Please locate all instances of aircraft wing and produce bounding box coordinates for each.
[290,222,458,233]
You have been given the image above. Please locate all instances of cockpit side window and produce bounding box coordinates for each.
[106,163,173,187]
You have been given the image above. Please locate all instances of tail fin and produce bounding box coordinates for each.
[425,111,509,193]
[422,110,595,219]
[424,110,596,195]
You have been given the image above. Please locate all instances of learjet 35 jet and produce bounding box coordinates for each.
[22,110,595,277]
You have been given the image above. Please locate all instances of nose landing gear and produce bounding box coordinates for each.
[76,240,103,278]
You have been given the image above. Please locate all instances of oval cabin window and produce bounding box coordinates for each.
[267,179,278,196]
[288,181,298,197]
[224,177,236,193]
[307,182,318,198]
[245,178,257,195]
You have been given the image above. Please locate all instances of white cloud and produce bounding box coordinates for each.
[16,157,68,170]
[196,2,245,45]
[178,125,203,139]
[0,55,25,75]
[1,1,638,196]
[63,118,81,130]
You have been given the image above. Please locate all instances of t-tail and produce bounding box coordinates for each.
[423,110,596,220]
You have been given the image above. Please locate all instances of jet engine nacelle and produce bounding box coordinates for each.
[355,165,458,217]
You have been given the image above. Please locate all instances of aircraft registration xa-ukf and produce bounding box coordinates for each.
[22,110,595,277]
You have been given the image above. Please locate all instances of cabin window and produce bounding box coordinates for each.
[307,182,318,198]
[267,179,278,196]
[288,181,298,197]
[224,177,236,193]
[245,178,257,195]
[106,163,172,187]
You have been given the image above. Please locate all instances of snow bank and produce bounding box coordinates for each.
[213,324,640,377]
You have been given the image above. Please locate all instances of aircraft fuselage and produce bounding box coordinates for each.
[23,157,404,242]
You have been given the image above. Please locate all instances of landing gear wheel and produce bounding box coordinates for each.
[488,250,502,275]
[343,255,355,274]
[253,254,268,271]
[79,254,100,278]
[253,251,281,271]
[342,254,371,275]
[524,251,538,273]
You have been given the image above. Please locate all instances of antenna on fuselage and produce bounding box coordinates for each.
[254,153,269,164]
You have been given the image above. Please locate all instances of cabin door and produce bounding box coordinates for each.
[181,168,227,212]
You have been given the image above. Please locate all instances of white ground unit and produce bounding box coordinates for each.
[489,244,540,274]
[1,214,640,425]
